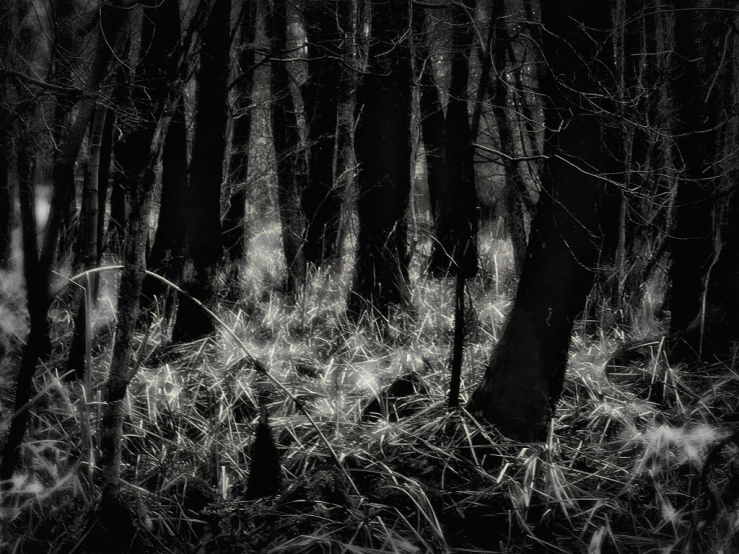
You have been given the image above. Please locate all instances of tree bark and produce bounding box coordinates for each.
[0,132,11,269]
[142,97,188,307]
[171,0,231,342]
[1,0,129,483]
[0,139,45,485]
[666,1,730,362]
[223,0,258,278]
[66,103,107,380]
[302,1,345,266]
[97,0,206,517]
[488,0,528,276]
[349,0,413,316]
[425,0,479,278]
[267,0,308,296]
[468,0,620,441]
[96,107,115,265]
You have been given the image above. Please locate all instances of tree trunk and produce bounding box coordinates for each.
[302,2,345,266]
[267,0,307,296]
[142,97,188,307]
[97,0,205,517]
[0,132,11,269]
[426,0,479,278]
[0,139,46,485]
[223,0,258,277]
[666,1,729,362]
[0,0,128,482]
[468,0,620,441]
[349,0,413,316]
[66,103,107,380]
[488,0,528,276]
[96,107,115,265]
[171,0,231,342]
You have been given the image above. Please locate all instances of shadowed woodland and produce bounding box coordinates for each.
[1,0,739,552]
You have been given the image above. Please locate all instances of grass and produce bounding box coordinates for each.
[1,219,738,553]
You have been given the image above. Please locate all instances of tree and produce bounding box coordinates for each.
[468,0,621,441]
[141,97,189,312]
[267,0,308,296]
[223,0,259,284]
[2,0,129,484]
[665,1,738,363]
[417,1,479,279]
[301,1,348,266]
[98,0,208,519]
[349,0,413,315]
[171,0,232,342]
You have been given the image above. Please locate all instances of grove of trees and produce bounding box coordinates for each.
[1,0,739,551]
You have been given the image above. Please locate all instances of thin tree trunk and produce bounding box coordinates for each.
[0,0,129,483]
[66,103,107,379]
[96,107,115,266]
[98,0,206,517]
[349,0,413,316]
[267,0,307,296]
[171,0,231,342]
[0,140,45,485]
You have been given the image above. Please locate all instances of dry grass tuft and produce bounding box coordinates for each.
[1,224,738,553]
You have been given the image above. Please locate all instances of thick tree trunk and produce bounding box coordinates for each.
[267,0,307,296]
[349,0,413,315]
[142,98,188,307]
[426,0,479,278]
[0,133,11,269]
[223,0,258,278]
[666,2,729,362]
[171,0,231,342]
[302,2,344,266]
[468,0,620,441]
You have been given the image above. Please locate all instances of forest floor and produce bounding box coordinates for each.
[1,220,739,553]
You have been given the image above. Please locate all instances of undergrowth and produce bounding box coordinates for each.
[0,222,738,553]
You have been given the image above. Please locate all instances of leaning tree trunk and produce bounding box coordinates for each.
[468,0,621,441]
[426,0,479,279]
[267,0,307,296]
[349,0,413,316]
[301,1,344,266]
[0,0,128,483]
[171,0,231,343]
[222,0,258,285]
